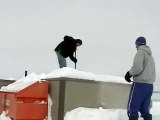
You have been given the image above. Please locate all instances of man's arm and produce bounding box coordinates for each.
[129,50,144,76]
[69,52,77,63]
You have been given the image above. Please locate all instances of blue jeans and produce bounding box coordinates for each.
[56,52,66,68]
[127,82,153,118]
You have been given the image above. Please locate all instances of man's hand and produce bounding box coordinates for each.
[125,71,132,83]
[73,58,77,63]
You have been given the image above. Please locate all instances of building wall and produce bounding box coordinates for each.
[0,78,132,120]
[46,78,131,120]
[0,79,15,89]
[48,80,60,120]
[64,80,131,111]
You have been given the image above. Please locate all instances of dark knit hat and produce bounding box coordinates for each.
[135,36,146,46]
[64,35,73,40]
[75,39,82,45]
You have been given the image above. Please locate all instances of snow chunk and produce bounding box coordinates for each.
[0,111,11,120]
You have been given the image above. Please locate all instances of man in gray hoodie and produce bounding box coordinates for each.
[125,37,156,120]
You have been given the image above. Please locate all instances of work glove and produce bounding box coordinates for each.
[125,71,132,83]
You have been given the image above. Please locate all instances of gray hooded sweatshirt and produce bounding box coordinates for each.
[129,45,156,84]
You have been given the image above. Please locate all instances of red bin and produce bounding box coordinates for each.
[0,81,48,120]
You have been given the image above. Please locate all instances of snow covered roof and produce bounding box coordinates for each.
[0,67,129,92]
[45,67,128,84]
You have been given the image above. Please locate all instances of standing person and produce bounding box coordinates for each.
[124,36,156,120]
[55,35,82,68]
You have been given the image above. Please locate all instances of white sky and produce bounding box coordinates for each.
[0,0,159,87]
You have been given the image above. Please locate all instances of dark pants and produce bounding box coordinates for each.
[127,82,153,118]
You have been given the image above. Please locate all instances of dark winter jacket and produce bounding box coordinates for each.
[55,38,77,62]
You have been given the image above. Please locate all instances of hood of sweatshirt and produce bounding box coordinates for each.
[138,45,152,55]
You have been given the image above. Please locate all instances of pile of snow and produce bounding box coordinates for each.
[150,101,160,115]
[65,108,128,120]
[64,102,160,120]
[46,67,128,84]
[0,73,46,92]
[0,67,129,92]
[0,111,11,120]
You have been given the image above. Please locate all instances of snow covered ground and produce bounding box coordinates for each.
[64,101,160,120]
[0,67,159,120]
[1,101,160,120]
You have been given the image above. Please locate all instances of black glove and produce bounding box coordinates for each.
[125,71,132,83]
[73,58,77,63]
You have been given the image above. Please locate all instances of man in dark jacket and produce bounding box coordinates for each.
[55,35,82,68]
[125,37,156,120]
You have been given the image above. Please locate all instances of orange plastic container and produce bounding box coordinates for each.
[0,81,48,120]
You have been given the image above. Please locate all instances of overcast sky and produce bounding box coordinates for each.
[0,0,159,88]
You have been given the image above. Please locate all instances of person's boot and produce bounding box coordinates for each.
[129,116,138,120]
[143,115,152,120]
